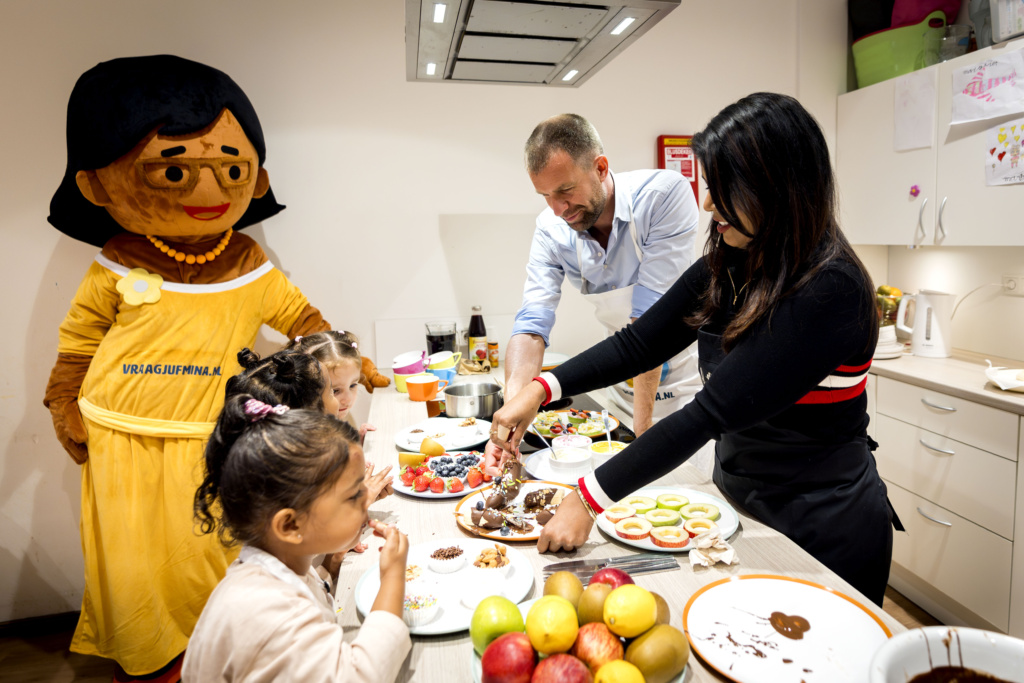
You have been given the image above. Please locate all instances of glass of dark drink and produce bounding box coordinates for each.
[425,321,457,354]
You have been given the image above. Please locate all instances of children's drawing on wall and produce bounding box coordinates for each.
[951,49,1024,124]
[986,117,1024,185]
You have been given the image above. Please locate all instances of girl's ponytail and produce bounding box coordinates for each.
[194,394,252,537]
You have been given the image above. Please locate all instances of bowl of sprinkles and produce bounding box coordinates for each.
[402,594,439,627]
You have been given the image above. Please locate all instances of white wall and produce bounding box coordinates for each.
[0,0,847,621]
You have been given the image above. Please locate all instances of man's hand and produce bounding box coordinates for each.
[537,491,595,553]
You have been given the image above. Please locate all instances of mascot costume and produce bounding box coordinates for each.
[42,55,387,680]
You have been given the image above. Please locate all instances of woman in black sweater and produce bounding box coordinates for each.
[491,92,899,605]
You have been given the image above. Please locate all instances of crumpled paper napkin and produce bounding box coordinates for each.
[984,360,1024,393]
[689,529,739,568]
[457,358,491,375]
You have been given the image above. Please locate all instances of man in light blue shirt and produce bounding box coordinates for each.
[502,113,702,437]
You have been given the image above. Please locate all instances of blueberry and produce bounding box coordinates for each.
[475,501,484,510]
[500,526,511,536]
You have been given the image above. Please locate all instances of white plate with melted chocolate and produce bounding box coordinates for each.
[683,574,892,683]
[454,479,574,542]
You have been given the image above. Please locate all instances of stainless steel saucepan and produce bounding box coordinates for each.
[443,382,503,419]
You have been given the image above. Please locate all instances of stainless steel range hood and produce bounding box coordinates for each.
[406,0,680,87]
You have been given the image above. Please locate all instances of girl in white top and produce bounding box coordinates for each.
[184,395,410,682]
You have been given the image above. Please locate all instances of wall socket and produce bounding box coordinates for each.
[1003,276,1024,297]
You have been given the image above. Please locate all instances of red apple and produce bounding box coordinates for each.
[482,632,536,683]
[587,567,634,590]
[530,654,593,683]
[570,622,623,672]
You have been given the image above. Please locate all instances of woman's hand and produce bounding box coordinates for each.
[537,491,595,553]
[489,380,547,452]
[481,441,516,478]
[365,462,394,502]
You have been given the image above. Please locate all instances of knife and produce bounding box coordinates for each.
[543,553,667,571]
[542,554,680,580]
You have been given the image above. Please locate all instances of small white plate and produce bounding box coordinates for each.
[873,347,905,360]
[394,451,488,500]
[594,486,739,553]
[541,351,570,371]
[684,574,891,683]
[354,538,534,636]
[470,598,688,682]
[522,448,592,486]
[395,417,491,452]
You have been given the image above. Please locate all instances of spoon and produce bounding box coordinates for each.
[601,409,613,446]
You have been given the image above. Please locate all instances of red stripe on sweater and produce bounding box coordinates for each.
[577,477,604,514]
[795,377,868,405]
[836,360,872,373]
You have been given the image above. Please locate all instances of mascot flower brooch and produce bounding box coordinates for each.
[115,268,164,306]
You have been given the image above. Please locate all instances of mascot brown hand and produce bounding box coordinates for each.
[43,55,328,677]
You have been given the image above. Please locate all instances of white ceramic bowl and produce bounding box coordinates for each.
[551,434,592,450]
[548,446,592,471]
[589,440,627,467]
[869,626,1024,682]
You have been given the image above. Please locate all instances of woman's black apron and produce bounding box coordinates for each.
[698,328,902,606]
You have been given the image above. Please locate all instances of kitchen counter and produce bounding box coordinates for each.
[869,349,1024,416]
[334,370,905,682]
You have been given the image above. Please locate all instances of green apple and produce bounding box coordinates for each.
[680,502,720,522]
[470,595,525,655]
[644,509,681,527]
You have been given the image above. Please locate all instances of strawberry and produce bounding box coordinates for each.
[400,467,416,487]
[482,473,493,483]
[447,478,465,493]
[413,474,432,492]
[466,467,483,489]
[412,465,428,477]
[429,476,445,494]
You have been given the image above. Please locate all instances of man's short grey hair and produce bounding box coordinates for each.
[525,113,604,175]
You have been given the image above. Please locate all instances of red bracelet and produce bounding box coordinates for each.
[532,376,552,406]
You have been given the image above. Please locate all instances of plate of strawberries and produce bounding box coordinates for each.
[396,451,494,499]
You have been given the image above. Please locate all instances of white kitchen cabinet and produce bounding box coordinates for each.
[874,374,1020,632]
[836,39,1024,246]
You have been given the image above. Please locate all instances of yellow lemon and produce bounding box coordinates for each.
[397,451,426,468]
[603,585,657,638]
[525,595,579,654]
[419,437,445,456]
[595,660,646,683]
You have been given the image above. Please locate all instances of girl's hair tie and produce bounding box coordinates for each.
[294,335,303,342]
[333,330,357,349]
[244,398,290,422]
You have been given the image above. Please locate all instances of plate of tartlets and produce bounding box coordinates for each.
[453,460,574,541]
[594,486,740,553]
[354,538,533,635]
[529,409,619,439]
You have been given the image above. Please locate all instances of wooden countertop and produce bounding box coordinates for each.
[869,349,1024,416]
[333,372,905,682]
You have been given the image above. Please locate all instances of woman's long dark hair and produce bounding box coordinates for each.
[688,92,877,351]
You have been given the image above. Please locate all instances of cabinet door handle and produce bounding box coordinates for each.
[921,398,956,412]
[919,439,955,455]
[916,197,928,241]
[917,507,952,527]
[937,196,947,239]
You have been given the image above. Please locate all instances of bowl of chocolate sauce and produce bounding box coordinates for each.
[870,626,1024,682]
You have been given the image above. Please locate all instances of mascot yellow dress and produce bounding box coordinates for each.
[41,55,375,679]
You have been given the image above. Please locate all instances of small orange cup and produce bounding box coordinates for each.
[406,374,448,402]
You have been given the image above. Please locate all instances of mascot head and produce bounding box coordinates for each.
[49,54,285,247]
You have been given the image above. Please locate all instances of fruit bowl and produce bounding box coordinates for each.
[869,626,1024,682]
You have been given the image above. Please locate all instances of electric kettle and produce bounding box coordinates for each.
[895,290,955,357]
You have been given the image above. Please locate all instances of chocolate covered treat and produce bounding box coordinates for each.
[524,487,557,510]
[484,491,507,509]
[471,507,505,529]
[535,509,555,526]
[497,459,524,500]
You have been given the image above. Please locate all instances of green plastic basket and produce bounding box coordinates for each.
[852,10,946,88]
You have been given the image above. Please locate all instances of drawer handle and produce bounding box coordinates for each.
[919,439,955,455]
[916,507,952,527]
[920,398,956,412]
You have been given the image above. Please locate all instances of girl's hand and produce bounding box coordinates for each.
[321,551,346,584]
[489,381,547,452]
[537,491,594,553]
[365,462,394,502]
[481,441,516,478]
[359,423,376,444]
[371,520,409,577]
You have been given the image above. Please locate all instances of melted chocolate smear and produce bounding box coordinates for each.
[909,667,1015,683]
[783,659,793,664]
[769,612,810,640]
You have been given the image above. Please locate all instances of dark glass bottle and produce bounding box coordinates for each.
[468,306,488,363]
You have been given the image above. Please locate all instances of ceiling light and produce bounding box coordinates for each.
[433,3,446,23]
[610,17,636,35]
[562,70,579,81]
[426,62,437,75]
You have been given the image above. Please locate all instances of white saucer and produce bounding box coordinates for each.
[521,448,592,485]
[873,345,904,360]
